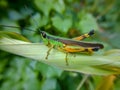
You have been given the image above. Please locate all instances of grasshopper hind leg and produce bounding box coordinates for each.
[73,30,94,41]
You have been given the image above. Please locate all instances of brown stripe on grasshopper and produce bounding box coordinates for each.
[58,39,104,49]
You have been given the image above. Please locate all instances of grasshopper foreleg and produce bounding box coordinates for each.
[46,45,54,59]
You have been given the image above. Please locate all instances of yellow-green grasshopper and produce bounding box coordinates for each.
[0,25,104,65]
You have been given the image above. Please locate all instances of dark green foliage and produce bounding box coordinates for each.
[0,0,120,90]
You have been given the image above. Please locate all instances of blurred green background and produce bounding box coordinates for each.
[0,0,120,90]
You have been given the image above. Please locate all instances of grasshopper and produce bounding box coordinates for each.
[39,30,104,65]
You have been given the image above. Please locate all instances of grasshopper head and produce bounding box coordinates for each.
[40,31,47,38]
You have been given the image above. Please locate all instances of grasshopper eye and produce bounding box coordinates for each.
[40,31,46,38]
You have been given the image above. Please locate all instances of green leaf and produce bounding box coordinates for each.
[53,0,65,13]
[34,0,65,16]
[36,62,63,78]
[77,13,98,33]
[30,13,48,29]
[34,0,53,16]
[0,31,30,42]
[52,16,72,33]
[108,33,120,48]
[41,78,58,90]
